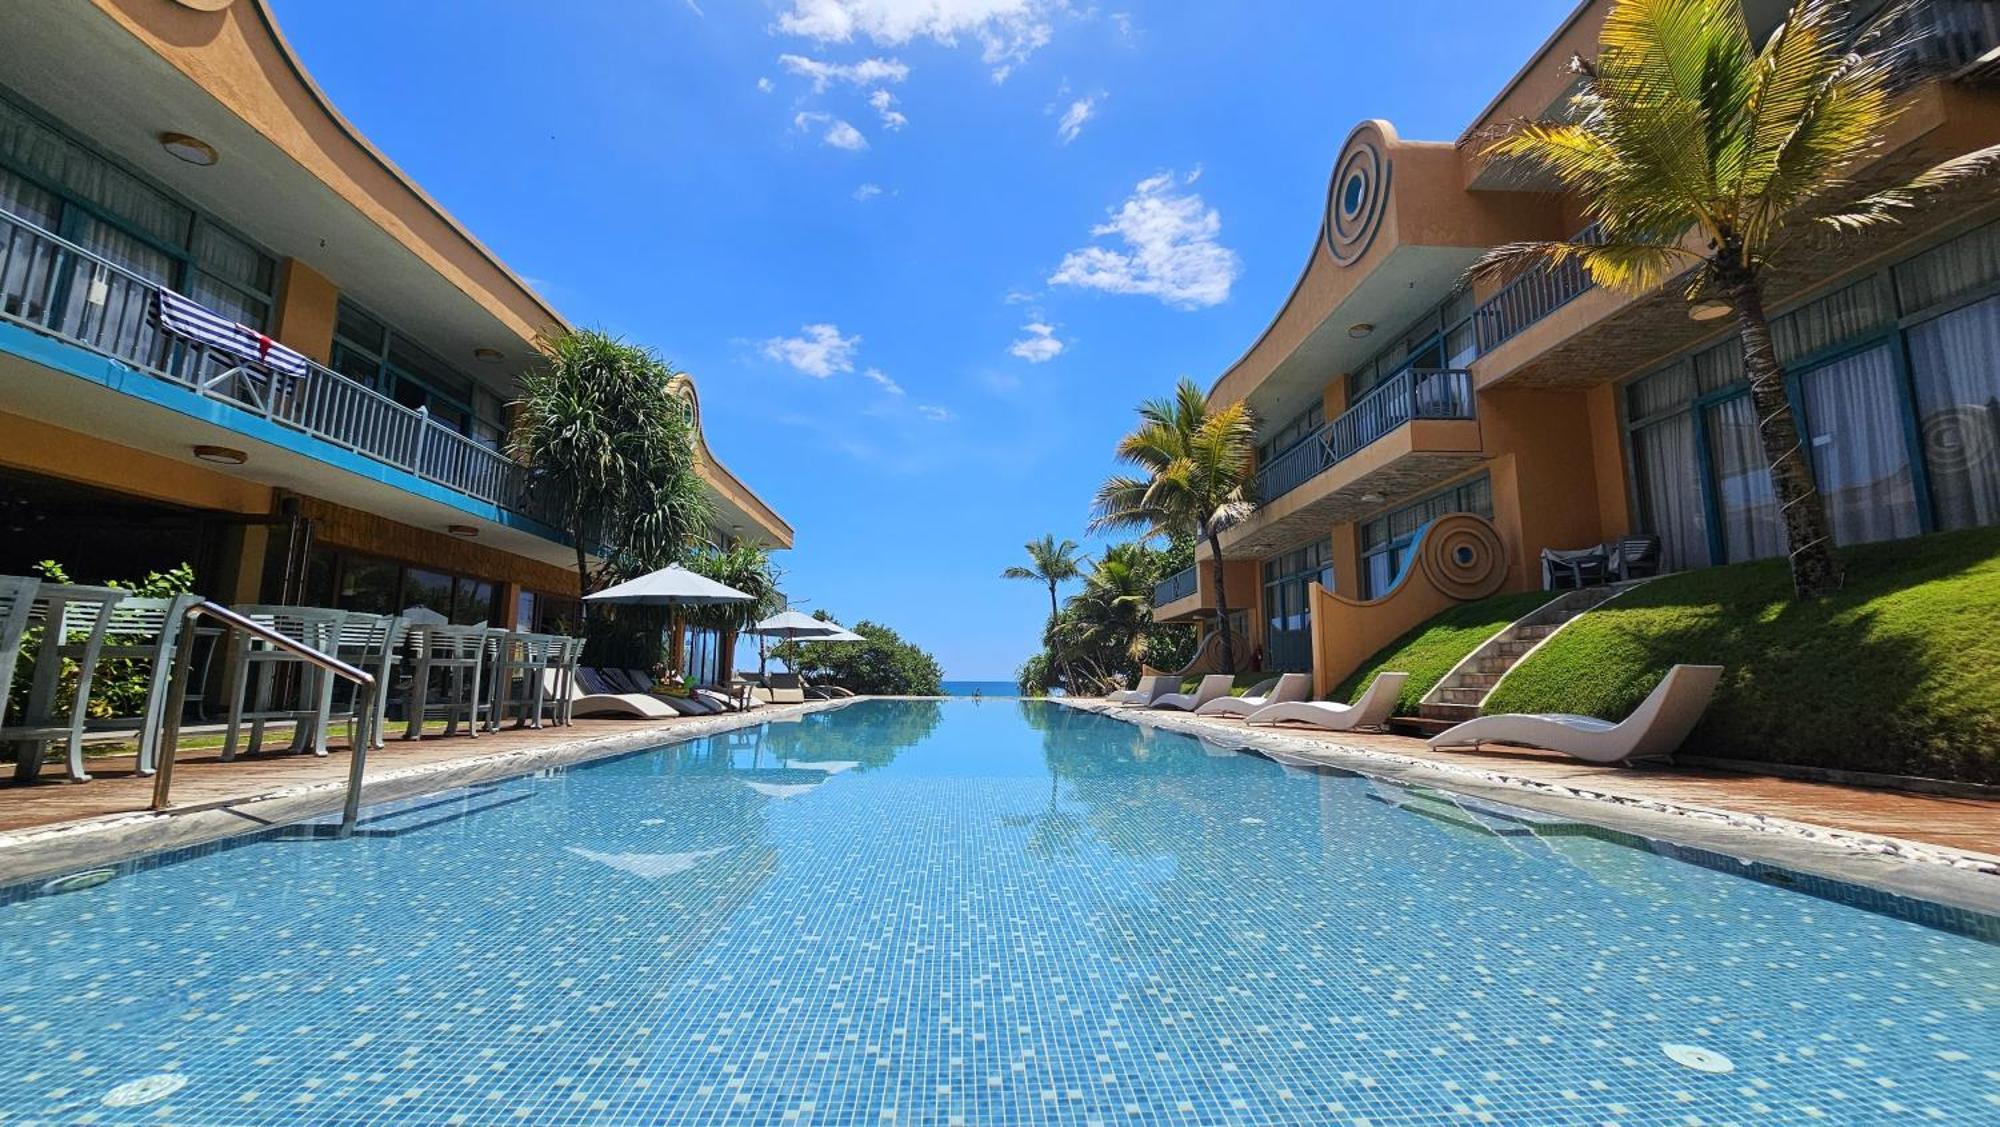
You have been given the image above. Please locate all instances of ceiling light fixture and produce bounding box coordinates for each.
[446,524,479,538]
[159,132,218,167]
[192,444,247,465]
[1359,491,1386,504]
[1689,299,1733,322]
[473,347,504,364]
[1347,323,1375,339]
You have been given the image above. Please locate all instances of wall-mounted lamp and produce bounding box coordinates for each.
[192,444,247,465]
[159,132,218,167]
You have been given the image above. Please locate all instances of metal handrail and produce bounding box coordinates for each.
[1254,367,1476,504]
[150,599,377,835]
[1153,565,1198,607]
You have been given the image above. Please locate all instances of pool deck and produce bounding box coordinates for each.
[0,701,846,886]
[1066,699,2000,916]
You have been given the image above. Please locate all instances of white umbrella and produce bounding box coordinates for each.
[811,628,866,643]
[748,609,848,640]
[584,565,754,606]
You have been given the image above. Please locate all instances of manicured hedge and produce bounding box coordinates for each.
[1485,525,2000,784]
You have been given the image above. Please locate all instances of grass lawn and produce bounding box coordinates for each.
[1486,525,2000,784]
[1327,590,1559,713]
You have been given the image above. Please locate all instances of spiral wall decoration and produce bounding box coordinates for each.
[1324,124,1392,266]
[1417,513,1507,601]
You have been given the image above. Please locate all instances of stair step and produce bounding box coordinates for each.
[1454,672,1502,689]
[1419,703,1478,722]
[1439,687,1485,705]
[1474,656,1515,674]
[1495,640,1537,657]
[1514,624,1558,639]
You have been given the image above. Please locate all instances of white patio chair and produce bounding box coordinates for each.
[488,632,559,731]
[334,612,405,750]
[1245,671,1409,732]
[1196,673,1313,717]
[1428,664,1723,765]
[5,584,126,783]
[81,592,202,775]
[401,623,497,739]
[1149,674,1236,712]
[222,605,351,759]
[0,577,40,735]
[1107,674,1171,705]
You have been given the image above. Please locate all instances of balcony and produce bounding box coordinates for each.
[1153,565,1197,609]
[0,207,558,530]
[1472,224,1603,354]
[1255,367,1476,507]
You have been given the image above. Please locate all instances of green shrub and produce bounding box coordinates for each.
[1485,526,2000,783]
[14,560,195,720]
[1328,590,1557,712]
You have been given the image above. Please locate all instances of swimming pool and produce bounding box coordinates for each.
[1,700,1993,1124]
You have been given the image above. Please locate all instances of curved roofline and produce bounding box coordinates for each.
[241,0,569,333]
[1205,119,1400,405]
[670,374,795,546]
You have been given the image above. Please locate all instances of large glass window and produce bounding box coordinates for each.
[1630,412,1711,572]
[1907,293,2000,530]
[1257,402,1324,465]
[1704,396,1788,563]
[1799,344,1921,545]
[1261,540,1331,672]
[1349,287,1479,402]
[0,87,275,330]
[330,299,502,444]
[1359,476,1493,599]
[310,548,501,626]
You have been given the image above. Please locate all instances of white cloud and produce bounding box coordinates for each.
[1008,321,1064,363]
[863,367,905,395]
[916,404,953,422]
[1049,169,1240,309]
[762,323,860,377]
[757,76,776,93]
[853,182,884,201]
[774,0,1066,80]
[868,89,909,130]
[1055,95,1097,144]
[794,111,870,150]
[778,53,911,92]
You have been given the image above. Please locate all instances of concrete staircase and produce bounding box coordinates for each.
[1416,582,1645,725]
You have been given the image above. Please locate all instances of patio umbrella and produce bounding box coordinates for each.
[748,609,850,677]
[584,565,754,606]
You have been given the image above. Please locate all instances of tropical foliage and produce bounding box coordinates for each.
[1014,539,1194,696]
[511,328,712,599]
[1003,534,1086,688]
[1473,0,2000,598]
[1090,378,1256,671]
[18,559,194,719]
[776,613,945,696]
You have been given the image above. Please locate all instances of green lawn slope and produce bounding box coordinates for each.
[1327,590,1558,713]
[1484,525,2000,784]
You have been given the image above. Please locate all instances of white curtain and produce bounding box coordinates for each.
[1631,412,1710,571]
[1908,294,2000,531]
[1800,344,1921,546]
[1705,396,1788,562]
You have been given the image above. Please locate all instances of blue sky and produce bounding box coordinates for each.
[272,0,1574,679]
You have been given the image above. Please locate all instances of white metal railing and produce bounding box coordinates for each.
[0,206,557,527]
[1473,222,1605,352]
[1152,565,1198,608]
[1254,367,1475,505]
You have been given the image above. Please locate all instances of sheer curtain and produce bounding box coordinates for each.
[1631,412,1710,571]
[1907,294,2000,530]
[1799,344,1921,545]
[1705,396,1787,562]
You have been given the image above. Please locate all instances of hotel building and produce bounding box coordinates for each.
[1156,0,2000,699]
[0,1,790,684]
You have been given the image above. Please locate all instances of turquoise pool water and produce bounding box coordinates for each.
[0,700,1993,1124]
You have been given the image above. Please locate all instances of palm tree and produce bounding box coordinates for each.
[1004,534,1086,689]
[1052,544,1157,693]
[1473,0,1999,599]
[511,328,711,601]
[1091,379,1257,673]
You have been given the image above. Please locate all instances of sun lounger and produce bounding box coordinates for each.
[1196,673,1312,717]
[1107,674,1169,705]
[561,668,682,720]
[761,673,807,704]
[1149,674,1236,712]
[1245,671,1408,732]
[1428,664,1722,765]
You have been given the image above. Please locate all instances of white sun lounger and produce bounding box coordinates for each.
[1196,673,1312,717]
[1149,674,1236,712]
[1107,674,1170,705]
[1245,671,1408,732]
[561,668,681,720]
[1428,664,1723,765]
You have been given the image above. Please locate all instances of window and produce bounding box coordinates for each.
[330,299,506,445]
[1359,476,1493,598]
[1348,287,1478,402]
[0,87,275,330]
[1261,540,1332,671]
[1907,293,2000,530]
[310,548,501,626]
[1258,402,1324,465]
[1799,344,1921,545]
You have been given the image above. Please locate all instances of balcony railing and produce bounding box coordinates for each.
[1254,367,1475,506]
[1153,565,1198,608]
[1473,223,1605,353]
[1874,0,2000,83]
[0,207,557,528]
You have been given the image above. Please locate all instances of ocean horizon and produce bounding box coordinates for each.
[940,680,1022,697]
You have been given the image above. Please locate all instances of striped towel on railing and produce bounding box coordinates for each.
[152,286,310,380]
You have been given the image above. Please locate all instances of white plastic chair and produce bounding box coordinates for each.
[1196,673,1313,717]
[1149,674,1236,712]
[4,584,125,782]
[1245,671,1409,732]
[1428,665,1723,765]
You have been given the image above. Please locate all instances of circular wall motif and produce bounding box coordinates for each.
[1417,512,1507,601]
[169,0,235,11]
[1921,405,1995,478]
[1324,124,1393,266]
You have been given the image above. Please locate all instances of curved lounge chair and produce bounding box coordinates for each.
[566,668,681,720]
[1427,664,1723,765]
[1245,671,1408,732]
[1196,673,1312,717]
[1107,674,1169,705]
[1149,674,1235,712]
